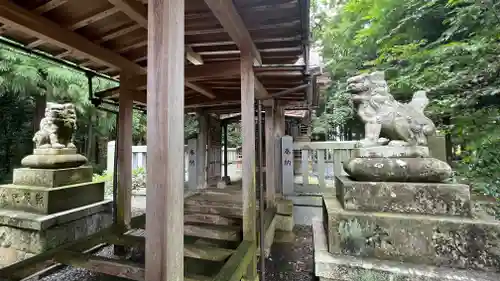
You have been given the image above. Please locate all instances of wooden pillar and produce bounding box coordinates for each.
[241,52,257,281]
[146,0,184,280]
[117,73,133,230]
[197,110,208,189]
[273,104,285,196]
[264,101,275,207]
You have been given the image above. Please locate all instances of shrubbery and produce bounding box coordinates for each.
[93,167,146,197]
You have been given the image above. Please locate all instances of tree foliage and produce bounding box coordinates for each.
[0,44,236,180]
[314,0,500,196]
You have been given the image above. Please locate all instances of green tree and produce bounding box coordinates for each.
[313,0,500,196]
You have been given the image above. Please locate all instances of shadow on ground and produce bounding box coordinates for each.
[33,220,314,281]
[259,225,315,281]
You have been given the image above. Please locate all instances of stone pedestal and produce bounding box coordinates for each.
[313,145,500,281]
[0,151,111,267]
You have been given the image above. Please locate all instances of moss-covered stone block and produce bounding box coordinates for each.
[313,220,500,281]
[13,166,93,188]
[0,181,105,214]
[276,199,293,215]
[0,209,112,267]
[324,198,500,272]
[275,213,294,231]
[336,176,471,216]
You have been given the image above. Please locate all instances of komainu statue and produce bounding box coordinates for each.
[33,102,77,149]
[347,71,436,147]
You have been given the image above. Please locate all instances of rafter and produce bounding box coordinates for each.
[34,0,69,14]
[185,81,215,99]
[0,0,145,74]
[27,6,121,48]
[54,23,142,59]
[203,0,262,65]
[0,0,67,34]
[107,0,147,28]
[128,61,241,89]
[107,0,211,99]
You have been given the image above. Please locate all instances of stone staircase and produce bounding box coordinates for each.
[313,176,500,281]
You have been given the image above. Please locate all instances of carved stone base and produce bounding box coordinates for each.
[13,166,93,188]
[0,181,105,214]
[21,153,87,169]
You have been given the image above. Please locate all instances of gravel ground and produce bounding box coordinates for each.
[259,225,315,281]
[28,217,314,281]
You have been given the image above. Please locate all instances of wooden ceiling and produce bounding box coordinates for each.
[0,0,312,110]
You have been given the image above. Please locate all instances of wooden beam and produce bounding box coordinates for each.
[258,83,310,100]
[212,241,256,281]
[0,0,68,34]
[240,51,258,280]
[0,0,145,74]
[186,46,203,65]
[189,35,301,48]
[109,0,205,64]
[34,0,68,14]
[185,81,215,99]
[128,61,241,88]
[27,7,121,48]
[203,0,262,65]
[54,24,142,59]
[97,24,142,43]
[146,1,184,281]
[95,86,120,99]
[108,0,147,28]
[117,74,133,230]
[254,76,269,99]
[185,100,240,109]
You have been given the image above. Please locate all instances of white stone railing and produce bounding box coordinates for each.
[281,136,358,193]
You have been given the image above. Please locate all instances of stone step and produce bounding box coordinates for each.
[112,232,235,262]
[184,213,242,226]
[336,176,471,217]
[184,201,243,218]
[185,223,241,241]
[313,220,500,281]
[323,197,500,272]
[184,243,234,262]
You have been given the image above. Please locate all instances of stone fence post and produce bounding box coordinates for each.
[281,135,294,195]
[107,141,115,173]
[187,138,197,190]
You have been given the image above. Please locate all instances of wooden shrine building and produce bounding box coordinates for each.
[0,0,316,281]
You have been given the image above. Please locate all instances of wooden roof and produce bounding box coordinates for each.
[0,0,312,110]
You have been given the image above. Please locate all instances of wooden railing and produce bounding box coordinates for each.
[281,136,358,193]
